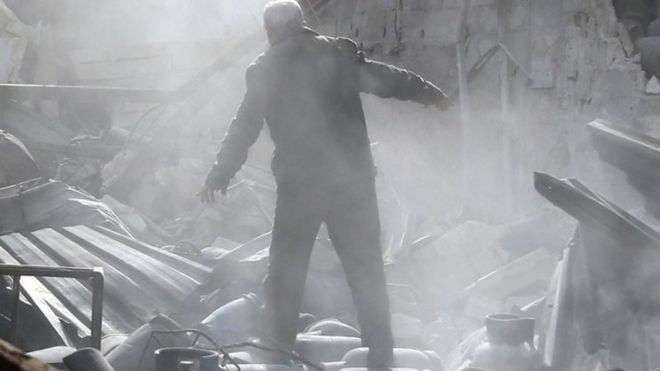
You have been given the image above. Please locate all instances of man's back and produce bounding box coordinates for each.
[206,26,448,194]
[251,30,373,183]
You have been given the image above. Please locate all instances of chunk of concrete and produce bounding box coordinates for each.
[646,75,660,94]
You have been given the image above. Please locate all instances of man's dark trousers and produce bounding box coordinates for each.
[262,174,394,366]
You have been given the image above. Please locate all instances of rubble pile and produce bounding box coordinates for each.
[0,112,569,370]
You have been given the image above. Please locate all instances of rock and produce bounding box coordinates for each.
[646,76,660,94]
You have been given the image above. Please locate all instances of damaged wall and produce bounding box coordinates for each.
[312,0,657,221]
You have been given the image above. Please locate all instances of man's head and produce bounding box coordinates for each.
[263,0,305,45]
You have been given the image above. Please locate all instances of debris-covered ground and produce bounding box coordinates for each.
[1,1,660,371]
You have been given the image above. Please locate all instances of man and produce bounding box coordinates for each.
[612,0,657,43]
[198,0,451,367]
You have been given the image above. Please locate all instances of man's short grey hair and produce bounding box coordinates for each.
[264,0,304,30]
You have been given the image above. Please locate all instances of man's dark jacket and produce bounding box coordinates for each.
[207,29,448,189]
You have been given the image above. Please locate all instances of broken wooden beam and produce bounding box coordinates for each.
[0,83,174,103]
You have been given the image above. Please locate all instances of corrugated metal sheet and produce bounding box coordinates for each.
[0,225,212,345]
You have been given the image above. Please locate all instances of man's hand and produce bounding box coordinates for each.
[437,95,453,111]
[197,184,218,204]
[198,165,231,203]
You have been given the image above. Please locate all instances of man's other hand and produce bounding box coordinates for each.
[199,165,231,203]
[197,184,217,203]
[437,95,453,111]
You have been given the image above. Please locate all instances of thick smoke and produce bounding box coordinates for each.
[8,1,655,366]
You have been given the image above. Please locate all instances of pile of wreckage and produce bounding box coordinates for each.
[1,2,660,371]
[2,94,660,371]
[3,91,660,370]
[0,118,567,371]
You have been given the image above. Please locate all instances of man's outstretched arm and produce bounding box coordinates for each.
[199,65,266,202]
[337,38,451,109]
[360,60,452,108]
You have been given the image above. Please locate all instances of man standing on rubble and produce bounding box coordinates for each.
[199,0,452,367]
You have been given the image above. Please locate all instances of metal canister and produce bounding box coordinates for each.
[155,347,219,371]
[473,314,536,371]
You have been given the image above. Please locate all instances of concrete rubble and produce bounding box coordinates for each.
[0,1,659,371]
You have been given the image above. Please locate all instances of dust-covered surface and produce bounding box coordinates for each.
[0,0,659,370]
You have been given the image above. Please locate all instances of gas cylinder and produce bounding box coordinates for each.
[473,314,536,371]
[154,348,219,371]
